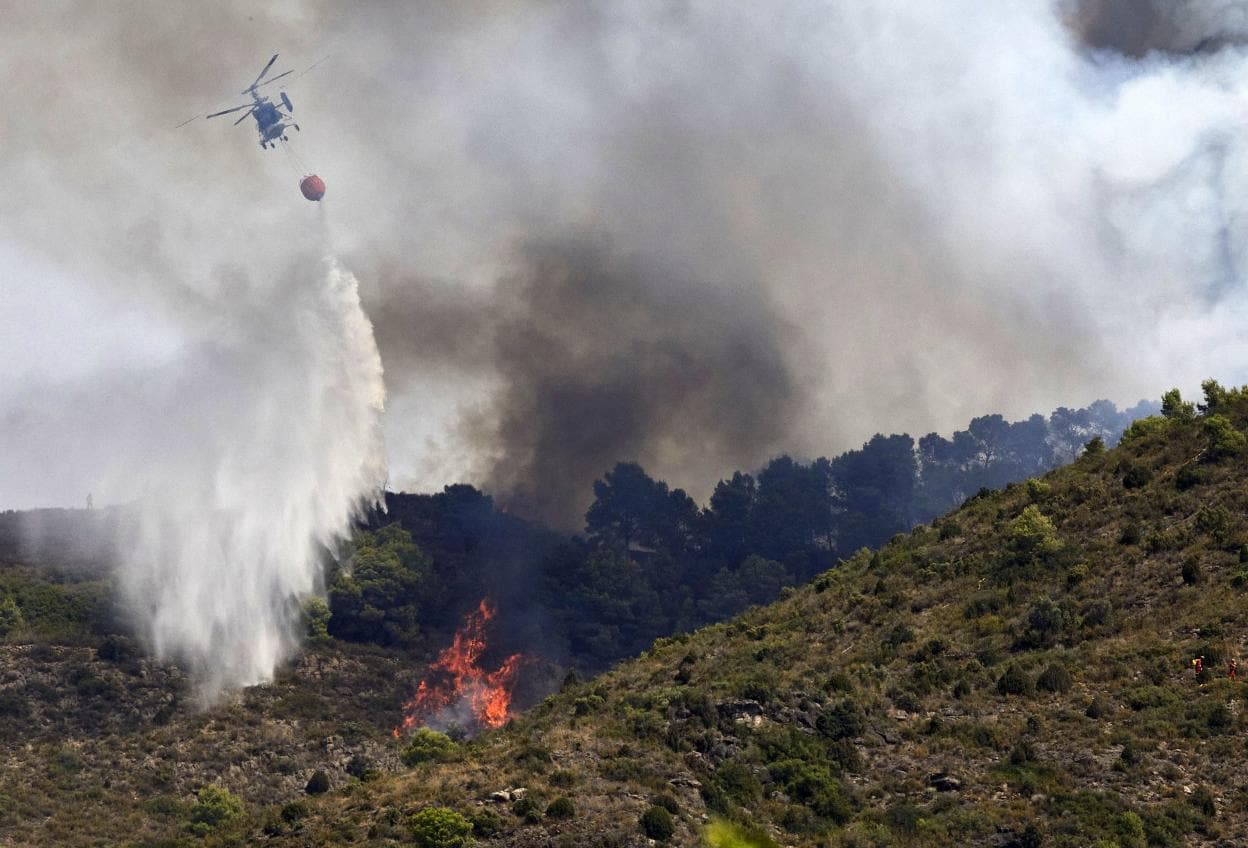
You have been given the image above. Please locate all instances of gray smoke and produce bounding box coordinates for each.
[1063,0,1248,56]
[4,0,1248,659]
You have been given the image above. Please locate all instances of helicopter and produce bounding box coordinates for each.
[181,54,304,149]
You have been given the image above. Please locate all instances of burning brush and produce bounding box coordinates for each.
[395,598,525,737]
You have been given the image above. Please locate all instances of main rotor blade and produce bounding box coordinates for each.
[207,103,253,118]
[175,115,200,128]
[256,69,293,88]
[249,53,279,89]
[233,107,256,126]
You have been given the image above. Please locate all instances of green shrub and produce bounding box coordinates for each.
[1205,414,1247,460]
[1023,597,1071,647]
[548,769,576,788]
[512,796,542,824]
[824,672,854,693]
[401,728,456,766]
[96,635,139,663]
[302,596,332,644]
[713,761,762,806]
[1002,506,1063,572]
[1175,464,1205,491]
[1195,505,1233,546]
[0,595,24,636]
[652,793,681,814]
[997,664,1034,697]
[1117,811,1146,848]
[1118,523,1142,545]
[187,785,244,836]
[1161,389,1195,421]
[816,699,866,740]
[0,688,30,719]
[467,808,503,836]
[409,807,474,848]
[1122,465,1153,489]
[939,520,962,540]
[1189,785,1216,818]
[545,796,575,819]
[1121,415,1170,445]
[1036,663,1073,693]
[304,770,330,795]
[280,801,308,824]
[1083,436,1106,456]
[767,760,852,823]
[1181,559,1203,586]
[640,805,675,840]
[1086,697,1111,719]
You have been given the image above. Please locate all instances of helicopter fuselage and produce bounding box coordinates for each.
[253,99,287,141]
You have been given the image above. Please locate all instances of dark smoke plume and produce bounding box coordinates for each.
[375,238,804,529]
[1064,0,1248,56]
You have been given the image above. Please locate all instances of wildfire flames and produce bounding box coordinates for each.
[395,598,524,736]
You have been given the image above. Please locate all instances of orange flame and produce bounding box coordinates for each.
[395,598,524,736]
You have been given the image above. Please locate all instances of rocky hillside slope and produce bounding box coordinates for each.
[264,386,1248,848]
[1,385,1244,848]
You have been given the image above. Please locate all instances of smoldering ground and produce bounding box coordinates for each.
[4,2,1248,690]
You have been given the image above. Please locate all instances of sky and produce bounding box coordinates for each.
[3,0,1248,527]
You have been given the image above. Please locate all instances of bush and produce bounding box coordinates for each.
[303,596,332,644]
[816,699,866,741]
[1036,663,1073,693]
[346,753,379,782]
[1023,597,1071,647]
[187,785,244,836]
[640,805,676,840]
[1122,465,1153,489]
[939,520,962,541]
[1121,415,1169,445]
[1003,506,1063,571]
[1205,414,1247,460]
[1181,559,1203,586]
[1195,505,1233,546]
[1086,697,1111,719]
[1026,479,1052,503]
[1117,811,1146,848]
[305,770,330,795]
[997,664,1034,697]
[96,635,139,663]
[1175,464,1205,491]
[401,728,456,766]
[546,796,575,819]
[549,769,576,788]
[1189,785,1216,818]
[767,760,852,823]
[409,807,474,848]
[280,801,309,824]
[1081,599,1112,628]
[1161,389,1195,421]
[1083,436,1106,456]
[651,793,680,814]
[1118,524,1142,545]
[0,595,24,636]
[512,796,543,824]
[468,808,503,836]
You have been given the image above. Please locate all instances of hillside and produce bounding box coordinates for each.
[260,385,1248,847]
[0,386,1236,847]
